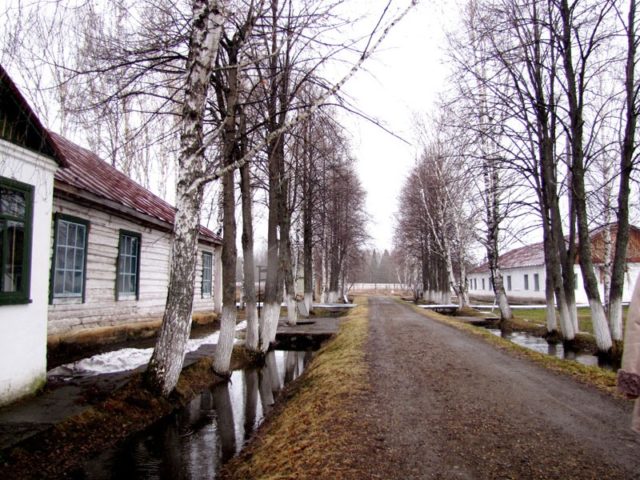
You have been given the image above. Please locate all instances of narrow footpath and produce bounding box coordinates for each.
[365,297,640,479]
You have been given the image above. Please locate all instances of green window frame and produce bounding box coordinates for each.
[201,251,213,298]
[50,214,89,302]
[116,230,141,300]
[0,177,33,305]
[524,274,529,290]
[534,273,540,292]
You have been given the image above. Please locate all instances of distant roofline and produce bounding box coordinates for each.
[469,224,640,274]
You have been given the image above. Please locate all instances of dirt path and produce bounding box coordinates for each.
[365,297,640,479]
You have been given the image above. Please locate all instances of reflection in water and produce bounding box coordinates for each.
[487,328,618,370]
[72,350,311,479]
[243,369,258,441]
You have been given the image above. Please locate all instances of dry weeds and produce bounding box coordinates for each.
[221,300,386,480]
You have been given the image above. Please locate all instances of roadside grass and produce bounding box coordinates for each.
[511,306,628,335]
[221,300,373,480]
[406,301,621,398]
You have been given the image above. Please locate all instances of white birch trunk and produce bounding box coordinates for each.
[610,297,624,341]
[297,296,309,317]
[320,242,328,303]
[590,299,613,351]
[285,292,297,325]
[259,302,281,352]
[603,219,613,310]
[213,305,237,374]
[145,0,223,396]
[245,303,259,350]
[546,301,558,333]
[304,292,313,315]
[558,297,576,340]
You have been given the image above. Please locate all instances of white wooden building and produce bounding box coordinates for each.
[0,66,222,406]
[0,66,67,406]
[468,225,640,304]
[47,133,223,339]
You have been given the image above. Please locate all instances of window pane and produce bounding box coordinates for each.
[118,234,139,296]
[64,271,74,293]
[0,187,26,218]
[67,224,77,247]
[54,270,64,294]
[3,220,25,292]
[74,246,82,268]
[56,246,65,269]
[75,225,86,247]
[53,219,87,298]
[202,252,212,295]
[57,222,68,246]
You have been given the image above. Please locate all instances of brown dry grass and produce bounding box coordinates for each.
[407,301,620,397]
[221,300,377,480]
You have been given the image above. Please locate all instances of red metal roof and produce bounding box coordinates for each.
[469,241,546,274]
[49,132,220,245]
[470,225,640,274]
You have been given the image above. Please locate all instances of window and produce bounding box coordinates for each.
[51,215,88,301]
[482,278,485,290]
[202,251,212,298]
[117,231,140,300]
[474,278,477,290]
[534,273,540,292]
[507,275,512,291]
[0,178,33,304]
[524,274,529,290]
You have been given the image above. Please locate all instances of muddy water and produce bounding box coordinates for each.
[70,350,312,479]
[486,328,618,371]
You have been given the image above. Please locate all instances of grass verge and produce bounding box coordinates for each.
[221,300,373,480]
[407,301,620,398]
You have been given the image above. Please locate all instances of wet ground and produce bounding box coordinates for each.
[69,350,312,479]
[364,297,640,479]
[0,315,340,473]
[485,327,619,370]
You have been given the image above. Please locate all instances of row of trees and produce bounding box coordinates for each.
[1,0,409,396]
[356,249,399,284]
[397,0,639,354]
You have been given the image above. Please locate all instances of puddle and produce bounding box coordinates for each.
[70,349,312,479]
[486,328,618,371]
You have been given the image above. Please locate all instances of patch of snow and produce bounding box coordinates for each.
[48,321,248,379]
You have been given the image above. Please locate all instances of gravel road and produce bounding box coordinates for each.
[365,297,640,479]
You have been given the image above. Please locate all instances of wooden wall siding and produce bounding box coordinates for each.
[48,197,217,335]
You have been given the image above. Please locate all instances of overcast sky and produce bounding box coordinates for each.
[342,0,462,252]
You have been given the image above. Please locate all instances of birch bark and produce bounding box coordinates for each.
[609,0,637,344]
[145,0,223,396]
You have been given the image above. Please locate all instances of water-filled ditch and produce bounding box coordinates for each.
[485,327,619,371]
[70,349,312,479]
